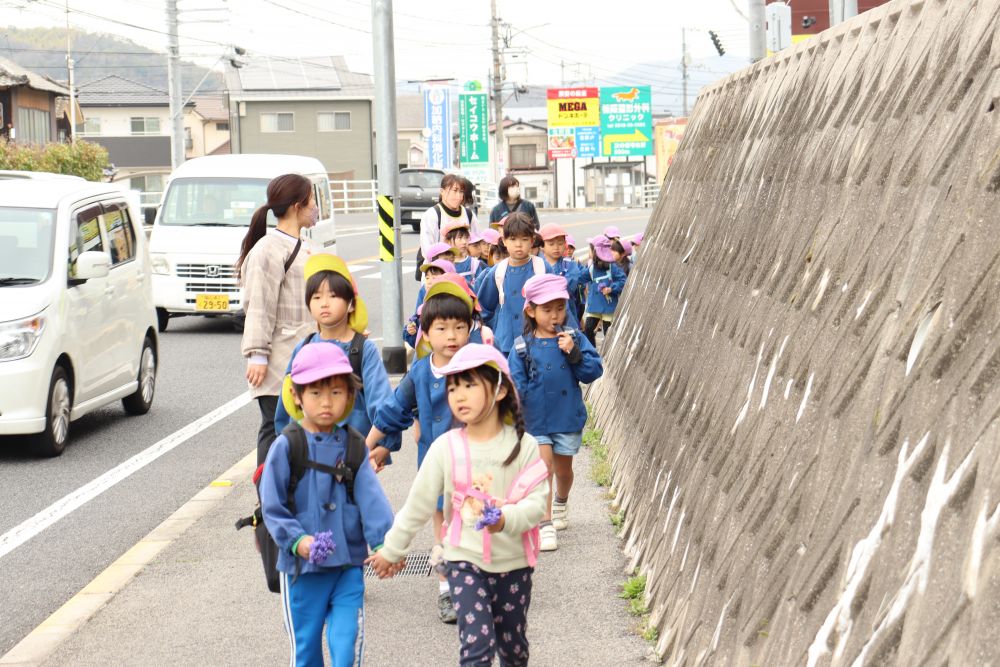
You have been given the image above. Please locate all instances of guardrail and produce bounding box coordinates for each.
[330,179,378,214]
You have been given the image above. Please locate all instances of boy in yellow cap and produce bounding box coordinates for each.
[273,253,400,463]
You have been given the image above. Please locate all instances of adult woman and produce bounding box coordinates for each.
[416,173,482,279]
[236,173,317,464]
[489,175,539,230]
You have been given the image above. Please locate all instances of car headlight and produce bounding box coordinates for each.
[151,254,171,275]
[0,314,45,362]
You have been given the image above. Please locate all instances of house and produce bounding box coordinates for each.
[495,119,552,207]
[0,56,72,145]
[224,56,375,180]
[76,74,194,199]
[186,94,231,158]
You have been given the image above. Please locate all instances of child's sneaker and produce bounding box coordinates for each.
[438,591,457,624]
[540,523,558,551]
[552,499,569,530]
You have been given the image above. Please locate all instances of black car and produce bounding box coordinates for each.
[398,168,445,231]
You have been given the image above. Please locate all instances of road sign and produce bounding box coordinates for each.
[546,87,601,160]
[459,91,489,167]
[599,86,653,157]
[424,86,452,169]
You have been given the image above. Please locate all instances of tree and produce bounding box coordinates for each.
[0,139,110,181]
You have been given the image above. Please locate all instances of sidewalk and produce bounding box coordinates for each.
[33,429,648,666]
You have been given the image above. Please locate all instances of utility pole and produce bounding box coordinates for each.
[166,0,185,169]
[829,0,859,26]
[372,0,405,373]
[490,0,505,180]
[681,28,689,116]
[749,0,766,62]
[65,0,74,142]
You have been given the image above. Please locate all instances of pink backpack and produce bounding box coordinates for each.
[442,428,549,566]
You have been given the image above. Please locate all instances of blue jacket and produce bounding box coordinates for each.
[453,256,486,286]
[476,260,551,354]
[274,334,401,453]
[544,257,583,330]
[372,356,452,466]
[260,426,393,573]
[508,331,603,436]
[581,263,627,315]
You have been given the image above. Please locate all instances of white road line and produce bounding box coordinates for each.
[349,264,374,272]
[0,392,253,562]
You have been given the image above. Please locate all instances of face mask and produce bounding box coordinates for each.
[308,205,319,225]
[508,187,520,200]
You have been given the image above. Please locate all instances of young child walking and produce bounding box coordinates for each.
[581,237,627,347]
[476,212,549,355]
[404,257,456,348]
[367,344,548,667]
[509,274,603,551]
[442,217,486,287]
[274,253,400,460]
[367,284,478,624]
[538,223,583,330]
[260,343,394,667]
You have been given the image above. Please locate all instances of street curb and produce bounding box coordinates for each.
[0,450,257,666]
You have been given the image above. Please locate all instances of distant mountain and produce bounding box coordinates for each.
[0,26,223,93]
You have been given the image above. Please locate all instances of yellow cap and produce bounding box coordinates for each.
[304,254,368,334]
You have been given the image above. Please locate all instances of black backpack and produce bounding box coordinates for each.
[236,421,367,593]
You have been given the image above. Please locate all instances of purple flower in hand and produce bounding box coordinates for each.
[309,531,336,564]
[475,502,503,531]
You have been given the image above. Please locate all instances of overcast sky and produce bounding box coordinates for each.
[4,0,753,90]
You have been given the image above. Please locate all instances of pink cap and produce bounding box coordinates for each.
[603,225,621,240]
[420,258,457,274]
[481,229,501,245]
[522,274,570,309]
[565,234,577,248]
[441,217,471,238]
[538,223,568,241]
[426,241,453,261]
[438,343,510,377]
[631,232,644,246]
[290,343,353,384]
[592,238,614,263]
[469,231,484,244]
[621,239,633,257]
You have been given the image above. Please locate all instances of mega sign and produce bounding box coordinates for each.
[546,87,601,159]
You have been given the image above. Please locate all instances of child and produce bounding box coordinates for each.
[581,238,627,347]
[538,223,583,330]
[442,218,486,287]
[467,231,485,260]
[603,225,621,242]
[260,343,394,667]
[367,344,548,666]
[476,212,549,356]
[565,234,586,321]
[274,254,400,460]
[509,275,603,551]
[367,286,477,624]
[611,239,633,277]
[480,228,502,268]
[412,273,493,358]
[405,258,457,347]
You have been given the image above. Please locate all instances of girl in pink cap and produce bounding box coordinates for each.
[580,238,627,347]
[509,274,603,551]
[367,344,548,666]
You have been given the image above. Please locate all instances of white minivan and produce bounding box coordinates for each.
[0,179,159,456]
[149,154,336,332]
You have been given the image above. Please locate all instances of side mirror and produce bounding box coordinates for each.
[144,207,157,226]
[73,251,111,283]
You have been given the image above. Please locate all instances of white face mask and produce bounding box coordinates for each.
[508,186,520,200]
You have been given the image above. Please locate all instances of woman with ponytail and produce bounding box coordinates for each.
[237,173,318,464]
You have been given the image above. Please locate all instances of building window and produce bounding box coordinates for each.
[130,117,161,135]
[19,108,51,144]
[77,117,101,136]
[317,111,350,132]
[215,121,229,131]
[510,144,535,169]
[524,186,538,200]
[184,126,193,150]
[260,112,294,133]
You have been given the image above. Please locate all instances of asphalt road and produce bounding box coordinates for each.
[0,207,650,654]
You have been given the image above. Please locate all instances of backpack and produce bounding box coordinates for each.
[495,256,547,306]
[440,428,549,567]
[512,335,536,382]
[298,331,366,378]
[235,421,367,593]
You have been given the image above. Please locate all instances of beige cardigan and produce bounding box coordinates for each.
[240,230,313,398]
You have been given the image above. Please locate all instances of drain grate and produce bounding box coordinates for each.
[364,549,432,579]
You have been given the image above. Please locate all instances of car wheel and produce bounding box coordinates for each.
[122,338,156,415]
[32,366,72,457]
[157,308,169,332]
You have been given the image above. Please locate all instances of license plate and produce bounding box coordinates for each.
[195,294,230,311]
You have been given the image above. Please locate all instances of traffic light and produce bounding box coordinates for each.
[709,31,725,56]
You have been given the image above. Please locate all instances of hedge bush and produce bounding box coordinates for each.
[0,139,110,181]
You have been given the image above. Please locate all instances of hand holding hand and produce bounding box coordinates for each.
[246,363,267,388]
[368,446,390,473]
[364,552,405,579]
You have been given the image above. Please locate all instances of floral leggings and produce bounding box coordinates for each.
[446,560,534,667]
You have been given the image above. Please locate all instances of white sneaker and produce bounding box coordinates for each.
[552,501,569,531]
[539,524,558,551]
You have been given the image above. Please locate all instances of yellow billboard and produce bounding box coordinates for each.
[655,118,688,184]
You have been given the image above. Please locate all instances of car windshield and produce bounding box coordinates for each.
[399,171,443,189]
[159,177,274,227]
[0,207,56,284]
